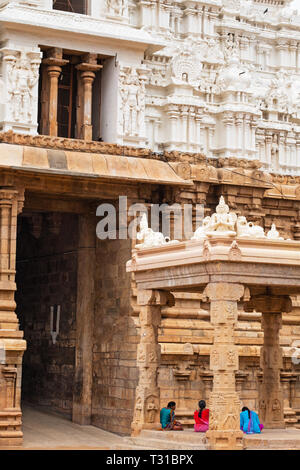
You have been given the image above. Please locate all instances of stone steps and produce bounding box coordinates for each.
[124,430,208,450]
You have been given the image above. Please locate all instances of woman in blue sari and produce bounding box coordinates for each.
[240,406,264,434]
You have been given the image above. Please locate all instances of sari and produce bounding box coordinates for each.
[160,407,174,429]
[240,410,264,434]
[194,409,209,432]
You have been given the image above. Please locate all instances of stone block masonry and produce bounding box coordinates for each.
[92,237,139,435]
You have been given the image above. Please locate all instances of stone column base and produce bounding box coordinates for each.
[206,430,244,450]
[0,410,23,446]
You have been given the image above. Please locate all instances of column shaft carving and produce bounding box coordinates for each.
[0,187,26,446]
[76,54,102,141]
[132,289,173,436]
[204,282,244,450]
[41,48,69,137]
[246,295,291,429]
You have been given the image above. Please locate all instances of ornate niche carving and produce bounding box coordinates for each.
[133,394,143,423]
[272,398,282,421]
[210,300,238,324]
[228,241,242,261]
[145,394,159,423]
[3,49,41,126]
[259,399,266,422]
[170,43,202,85]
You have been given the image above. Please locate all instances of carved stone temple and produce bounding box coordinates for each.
[1,0,300,450]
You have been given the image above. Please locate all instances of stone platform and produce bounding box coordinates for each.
[124,429,207,450]
[244,428,300,450]
[4,405,300,450]
[127,428,300,450]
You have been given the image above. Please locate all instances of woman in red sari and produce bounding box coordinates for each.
[194,400,209,432]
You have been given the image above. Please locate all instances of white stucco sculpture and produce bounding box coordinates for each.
[192,196,284,241]
[136,213,179,248]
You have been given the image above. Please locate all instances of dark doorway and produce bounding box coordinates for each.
[16,211,79,418]
[53,0,87,14]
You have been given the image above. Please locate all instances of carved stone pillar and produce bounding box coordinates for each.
[42,48,69,136]
[261,311,285,428]
[131,289,173,436]
[204,282,245,450]
[0,187,26,446]
[201,371,213,404]
[76,54,102,141]
[246,295,292,428]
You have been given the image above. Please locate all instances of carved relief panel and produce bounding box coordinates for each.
[210,346,239,371]
[0,46,42,134]
[118,65,149,145]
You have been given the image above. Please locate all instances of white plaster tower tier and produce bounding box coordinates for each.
[0,1,300,169]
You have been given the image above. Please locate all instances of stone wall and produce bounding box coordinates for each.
[16,212,78,416]
[92,237,139,435]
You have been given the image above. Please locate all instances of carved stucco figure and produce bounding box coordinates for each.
[136,213,179,248]
[5,51,40,124]
[106,0,128,17]
[192,196,283,241]
[119,67,147,138]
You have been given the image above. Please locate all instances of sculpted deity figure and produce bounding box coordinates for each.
[265,71,293,113]
[6,51,40,124]
[192,196,237,239]
[272,399,281,420]
[271,134,279,172]
[120,68,145,137]
[192,196,275,241]
[267,224,283,240]
[224,33,239,62]
[106,0,128,16]
[146,397,158,423]
[208,196,237,235]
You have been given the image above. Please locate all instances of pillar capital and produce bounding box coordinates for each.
[137,289,174,307]
[75,60,102,141]
[245,295,292,314]
[203,282,245,302]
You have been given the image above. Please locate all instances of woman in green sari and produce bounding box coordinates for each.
[160,401,183,430]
